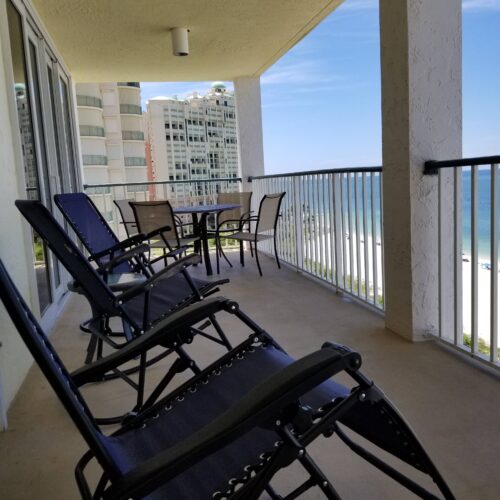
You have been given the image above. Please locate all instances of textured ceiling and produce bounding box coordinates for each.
[32,0,343,82]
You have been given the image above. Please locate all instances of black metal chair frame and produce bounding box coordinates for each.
[0,259,454,500]
[16,200,231,423]
[217,192,286,276]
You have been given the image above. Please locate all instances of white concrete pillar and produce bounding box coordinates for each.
[233,77,265,191]
[380,0,462,340]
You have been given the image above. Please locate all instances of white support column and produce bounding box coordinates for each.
[380,0,462,340]
[234,77,265,191]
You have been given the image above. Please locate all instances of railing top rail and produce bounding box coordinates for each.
[84,177,242,189]
[425,155,500,175]
[250,165,382,181]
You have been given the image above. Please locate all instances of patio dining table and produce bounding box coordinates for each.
[173,203,240,276]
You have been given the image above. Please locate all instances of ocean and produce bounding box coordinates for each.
[292,168,497,262]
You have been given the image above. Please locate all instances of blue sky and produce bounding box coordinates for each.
[141,0,500,175]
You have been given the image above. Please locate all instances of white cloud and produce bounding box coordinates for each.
[261,61,344,86]
[463,0,500,11]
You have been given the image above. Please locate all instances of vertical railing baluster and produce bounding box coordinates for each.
[354,173,361,296]
[362,173,369,301]
[340,173,347,290]
[371,173,378,305]
[379,173,385,308]
[306,175,312,274]
[454,168,463,347]
[347,173,354,293]
[333,174,342,289]
[471,164,479,354]
[491,163,498,362]
[328,174,336,285]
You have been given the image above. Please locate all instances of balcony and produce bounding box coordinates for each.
[0,256,499,499]
[82,154,108,166]
[79,125,105,138]
[122,130,145,141]
[117,82,141,88]
[119,104,142,115]
[124,156,147,167]
[76,95,103,108]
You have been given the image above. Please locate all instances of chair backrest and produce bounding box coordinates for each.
[130,200,179,246]
[217,191,252,225]
[16,200,119,318]
[114,199,139,238]
[256,192,286,233]
[0,259,118,476]
[54,193,133,273]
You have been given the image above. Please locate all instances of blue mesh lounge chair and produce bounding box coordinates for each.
[54,192,199,277]
[54,192,228,340]
[0,260,454,500]
[16,200,232,422]
[216,192,285,276]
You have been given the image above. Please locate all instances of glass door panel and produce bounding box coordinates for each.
[7,0,52,312]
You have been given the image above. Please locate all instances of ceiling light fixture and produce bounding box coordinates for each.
[171,27,189,57]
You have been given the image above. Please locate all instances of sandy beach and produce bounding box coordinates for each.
[304,224,495,346]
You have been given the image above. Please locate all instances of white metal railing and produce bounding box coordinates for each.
[84,177,242,237]
[251,167,384,310]
[425,155,500,368]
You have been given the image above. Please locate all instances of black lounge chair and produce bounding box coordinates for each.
[0,259,454,500]
[16,200,232,421]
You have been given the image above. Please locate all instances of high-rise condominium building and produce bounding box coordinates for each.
[75,82,147,194]
[145,82,239,202]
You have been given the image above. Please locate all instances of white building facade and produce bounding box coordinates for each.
[146,83,240,203]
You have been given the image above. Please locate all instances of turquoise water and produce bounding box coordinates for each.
[461,168,498,261]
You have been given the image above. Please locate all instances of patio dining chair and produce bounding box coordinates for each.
[206,191,253,274]
[113,198,139,238]
[0,259,454,500]
[16,200,232,423]
[129,200,200,262]
[217,192,285,276]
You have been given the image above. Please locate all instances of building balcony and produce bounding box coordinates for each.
[79,125,105,138]
[0,255,498,499]
[122,130,145,141]
[76,95,103,108]
[82,154,108,166]
[124,156,147,167]
[119,104,142,115]
[117,82,141,88]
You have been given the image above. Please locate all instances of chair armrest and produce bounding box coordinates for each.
[99,244,150,272]
[148,246,191,266]
[104,345,362,500]
[90,234,149,261]
[115,253,201,304]
[71,296,231,386]
[144,225,172,240]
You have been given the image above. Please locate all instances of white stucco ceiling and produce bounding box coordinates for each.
[32,0,343,82]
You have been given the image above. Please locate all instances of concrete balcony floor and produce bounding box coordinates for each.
[1,252,500,499]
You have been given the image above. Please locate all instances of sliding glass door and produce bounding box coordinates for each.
[6,0,81,318]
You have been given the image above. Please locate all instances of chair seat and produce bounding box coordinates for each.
[226,232,273,242]
[122,274,222,326]
[104,344,349,500]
